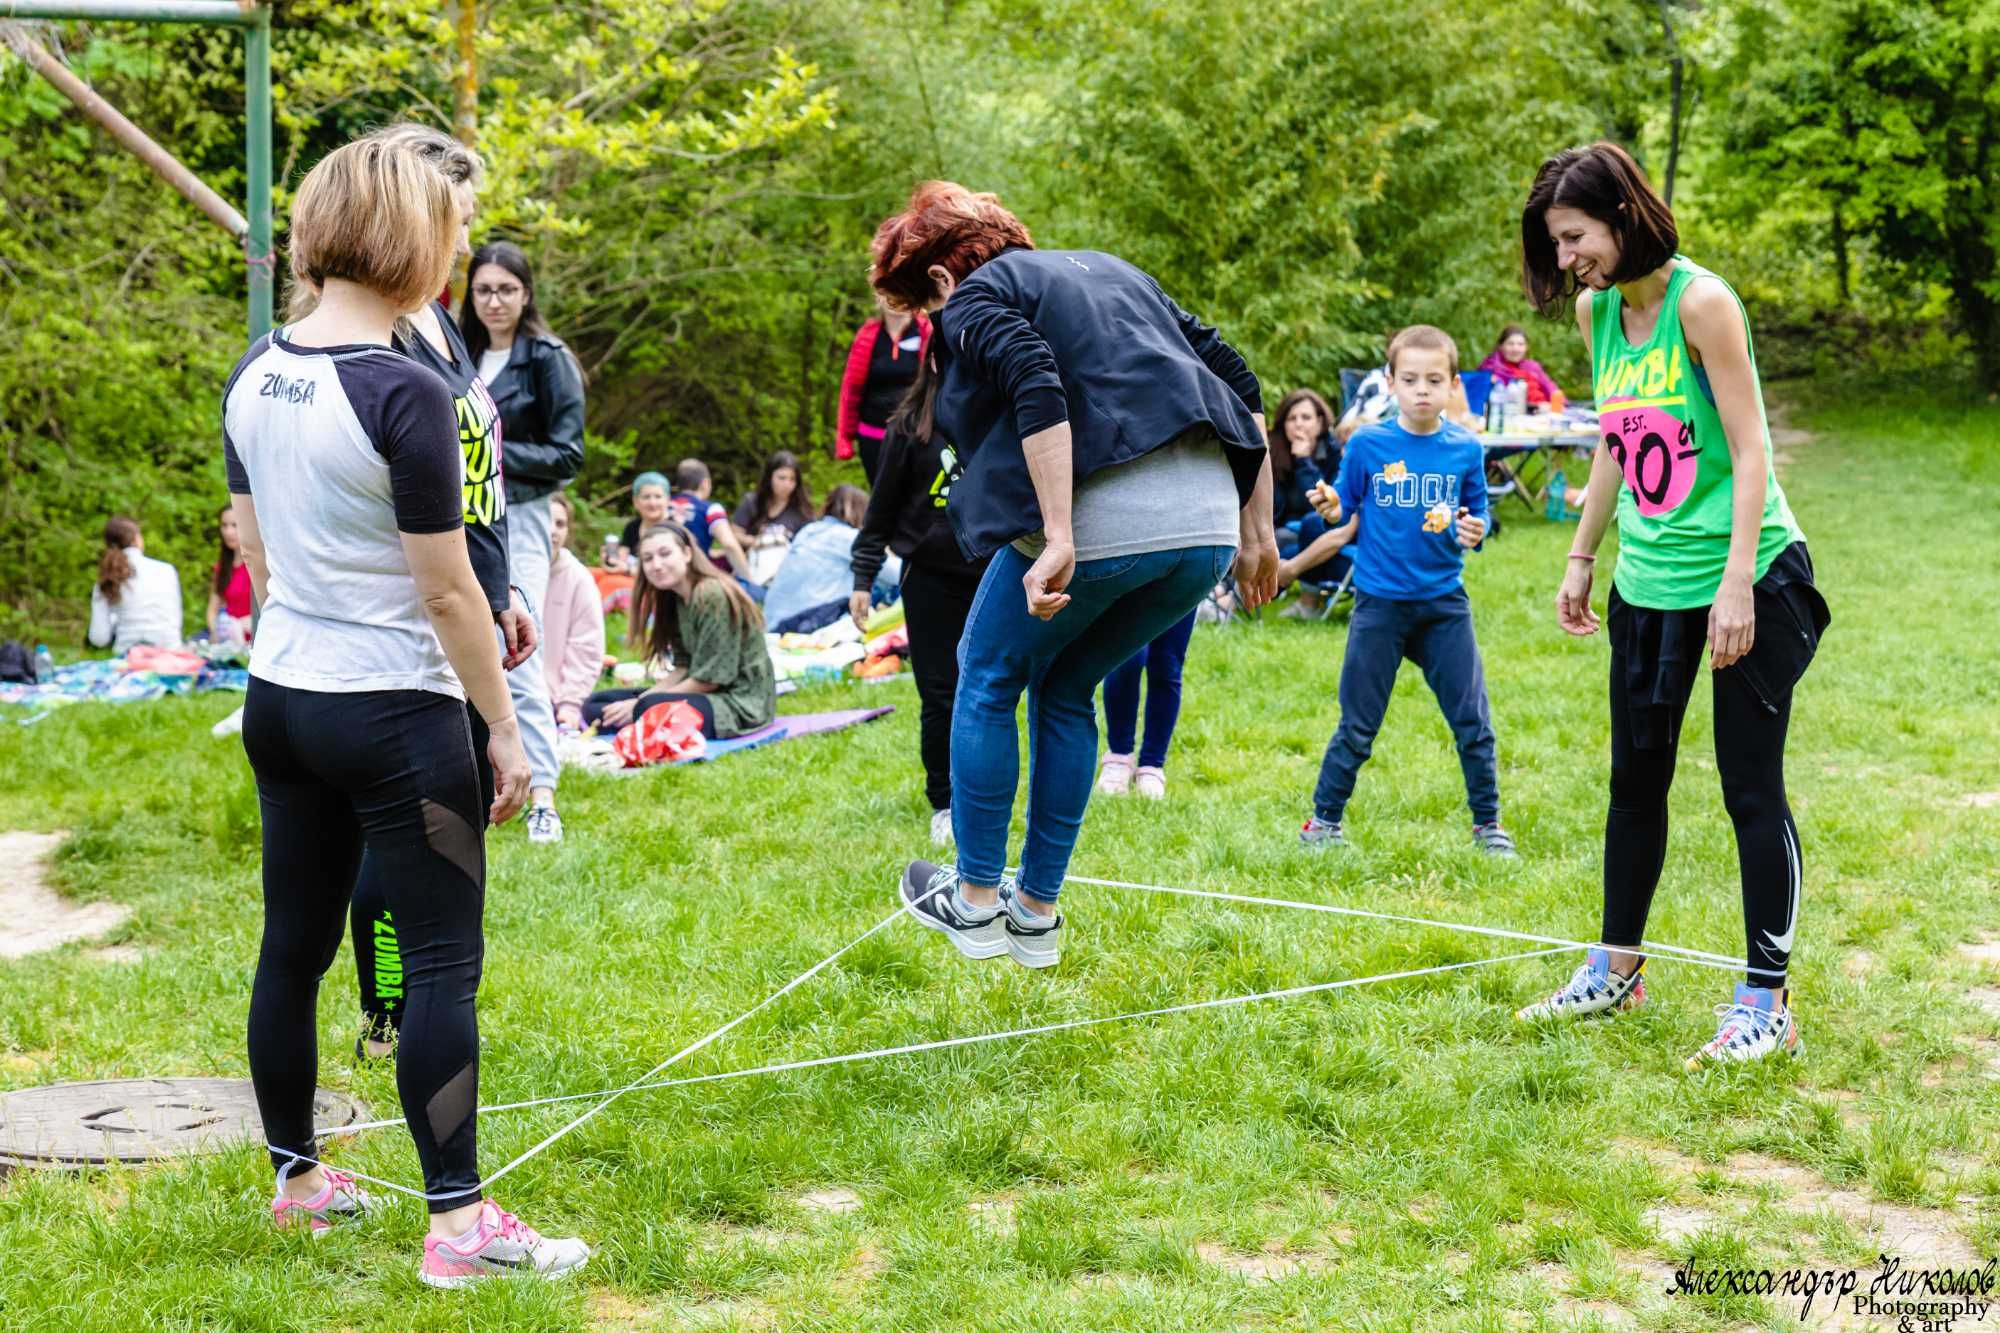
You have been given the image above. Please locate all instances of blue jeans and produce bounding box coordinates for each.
[953,542,1235,899]
[1100,607,1198,769]
[1312,589,1499,826]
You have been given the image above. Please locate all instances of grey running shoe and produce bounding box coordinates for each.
[1001,885,1063,969]
[901,860,1009,960]
[1473,822,1518,858]
[1299,816,1347,849]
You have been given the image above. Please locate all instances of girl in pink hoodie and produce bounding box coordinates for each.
[543,492,608,730]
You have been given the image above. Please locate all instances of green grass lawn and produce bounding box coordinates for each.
[1,381,1996,1331]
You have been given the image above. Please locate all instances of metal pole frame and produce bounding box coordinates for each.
[2,0,272,338]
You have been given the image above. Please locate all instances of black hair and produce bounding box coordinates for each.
[1520,142,1679,318]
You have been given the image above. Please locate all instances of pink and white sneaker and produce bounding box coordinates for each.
[270,1166,375,1236]
[420,1200,591,1288]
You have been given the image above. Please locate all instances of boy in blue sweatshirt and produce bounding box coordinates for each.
[1300,326,1516,856]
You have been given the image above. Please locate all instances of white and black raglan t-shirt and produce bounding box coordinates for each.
[223,330,467,698]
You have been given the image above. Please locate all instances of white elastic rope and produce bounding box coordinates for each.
[300,942,1572,1200]
[279,907,908,1200]
[1058,872,1752,973]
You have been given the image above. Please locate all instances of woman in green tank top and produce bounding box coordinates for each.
[1509,143,1830,1071]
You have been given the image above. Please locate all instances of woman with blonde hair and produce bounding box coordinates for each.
[227,133,587,1284]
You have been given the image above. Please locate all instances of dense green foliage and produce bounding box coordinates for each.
[1,384,1997,1328]
[0,0,1987,641]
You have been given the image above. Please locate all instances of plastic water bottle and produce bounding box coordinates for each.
[33,644,53,680]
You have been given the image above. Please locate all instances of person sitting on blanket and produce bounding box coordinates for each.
[89,515,184,654]
[542,492,606,732]
[581,521,774,739]
[616,471,672,572]
[1477,324,1568,412]
[762,484,901,633]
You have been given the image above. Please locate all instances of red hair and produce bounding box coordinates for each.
[870,181,1033,311]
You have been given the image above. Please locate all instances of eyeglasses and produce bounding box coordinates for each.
[472,284,524,302]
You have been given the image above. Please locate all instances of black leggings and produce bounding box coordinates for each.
[352,707,492,1043]
[581,688,717,736]
[244,678,486,1212]
[901,560,984,811]
[1601,546,1825,987]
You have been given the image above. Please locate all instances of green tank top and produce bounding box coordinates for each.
[1589,258,1803,610]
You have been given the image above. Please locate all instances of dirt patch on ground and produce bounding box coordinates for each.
[968,1192,1017,1237]
[796,1186,861,1215]
[1962,938,2000,968]
[1958,791,2000,809]
[1723,1152,1984,1268]
[0,832,129,960]
[1968,989,2000,1022]
[1194,1239,1332,1282]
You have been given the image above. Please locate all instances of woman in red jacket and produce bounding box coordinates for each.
[836,294,930,483]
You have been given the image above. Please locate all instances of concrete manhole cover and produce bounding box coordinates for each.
[0,1078,367,1171]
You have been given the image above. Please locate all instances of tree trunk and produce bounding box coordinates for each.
[1958,276,2000,396]
[453,1,479,148]
[1830,194,1849,306]
[798,284,815,451]
[1658,0,1683,204]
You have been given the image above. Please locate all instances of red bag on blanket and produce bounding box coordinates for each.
[613,700,707,766]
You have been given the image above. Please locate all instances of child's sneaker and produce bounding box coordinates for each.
[525,804,563,845]
[900,861,1009,960]
[1473,822,1518,858]
[1001,885,1063,969]
[1515,949,1646,1022]
[1685,983,1801,1071]
[1133,766,1166,799]
[1097,752,1134,796]
[1299,815,1347,849]
[929,807,955,847]
[419,1200,590,1288]
[271,1165,374,1236]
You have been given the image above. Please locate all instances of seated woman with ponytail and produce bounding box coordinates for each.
[88,515,184,653]
[582,521,776,739]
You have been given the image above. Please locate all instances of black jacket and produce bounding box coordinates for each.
[931,248,1264,559]
[851,425,990,592]
[489,332,586,504]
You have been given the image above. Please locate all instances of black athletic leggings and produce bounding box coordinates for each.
[245,678,486,1212]
[1601,543,1826,987]
[352,707,491,1043]
[900,560,984,812]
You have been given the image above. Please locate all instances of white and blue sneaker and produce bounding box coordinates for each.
[901,860,1009,960]
[1685,983,1800,1071]
[1516,948,1647,1022]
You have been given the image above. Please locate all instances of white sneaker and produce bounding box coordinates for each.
[1097,752,1134,796]
[211,705,245,738]
[1133,766,1166,799]
[525,805,563,845]
[929,808,955,847]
